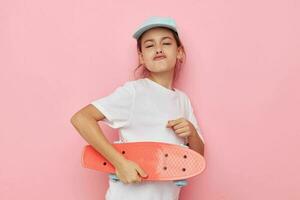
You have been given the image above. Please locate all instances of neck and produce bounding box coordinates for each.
[148,70,175,91]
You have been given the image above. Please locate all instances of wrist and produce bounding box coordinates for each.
[112,154,128,168]
[188,129,198,139]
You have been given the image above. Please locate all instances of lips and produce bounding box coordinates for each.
[154,55,166,60]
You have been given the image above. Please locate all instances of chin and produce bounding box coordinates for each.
[149,68,173,74]
[154,63,172,70]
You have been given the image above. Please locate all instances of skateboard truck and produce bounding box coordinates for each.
[108,173,119,182]
[108,174,188,187]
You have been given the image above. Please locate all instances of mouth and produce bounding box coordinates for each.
[154,56,166,61]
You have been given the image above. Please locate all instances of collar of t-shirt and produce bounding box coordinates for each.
[144,78,178,97]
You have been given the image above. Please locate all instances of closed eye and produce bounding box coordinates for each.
[145,43,171,48]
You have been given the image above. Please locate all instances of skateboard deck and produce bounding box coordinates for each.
[81,142,206,181]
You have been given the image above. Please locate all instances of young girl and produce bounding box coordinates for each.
[71,16,205,200]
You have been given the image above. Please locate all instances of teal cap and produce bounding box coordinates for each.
[133,16,178,40]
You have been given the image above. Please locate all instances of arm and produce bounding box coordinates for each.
[70,104,147,183]
[70,104,127,167]
[167,118,205,156]
[187,128,205,156]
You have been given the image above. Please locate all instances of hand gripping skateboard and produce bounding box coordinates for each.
[81,142,206,186]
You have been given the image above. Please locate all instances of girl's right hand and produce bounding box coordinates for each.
[115,159,148,184]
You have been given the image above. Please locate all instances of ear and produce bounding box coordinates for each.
[176,46,184,62]
[138,51,144,65]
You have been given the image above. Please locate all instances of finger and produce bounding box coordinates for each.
[173,122,187,130]
[174,127,189,134]
[129,179,138,184]
[130,175,142,184]
[132,181,140,184]
[136,166,148,178]
[170,119,182,126]
[167,119,182,128]
[166,121,174,128]
[134,177,142,183]
[178,132,190,138]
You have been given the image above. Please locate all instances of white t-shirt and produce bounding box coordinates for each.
[90,77,205,200]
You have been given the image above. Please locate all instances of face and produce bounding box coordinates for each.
[138,27,183,75]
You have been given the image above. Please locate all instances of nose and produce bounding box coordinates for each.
[156,49,163,54]
[154,44,164,55]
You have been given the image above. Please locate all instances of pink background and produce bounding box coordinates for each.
[1,0,299,199]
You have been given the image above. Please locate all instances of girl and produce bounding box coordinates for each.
[71,16,205,200]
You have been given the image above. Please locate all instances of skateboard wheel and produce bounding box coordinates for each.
[174,180,188,187]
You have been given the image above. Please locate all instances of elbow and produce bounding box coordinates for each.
[70,113,83,126]
[70,111,94,126]
[70,116,76,125]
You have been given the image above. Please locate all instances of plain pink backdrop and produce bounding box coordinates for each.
[1,0,299,199]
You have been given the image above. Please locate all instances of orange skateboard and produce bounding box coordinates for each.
[81,142,206,186]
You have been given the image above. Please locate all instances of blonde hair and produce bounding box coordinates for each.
[133,28,186,83]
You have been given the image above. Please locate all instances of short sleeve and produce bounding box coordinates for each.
[185,95,205,144]
[90,82,135,129]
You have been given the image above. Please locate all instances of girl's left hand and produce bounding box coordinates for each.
[166,117,196,138]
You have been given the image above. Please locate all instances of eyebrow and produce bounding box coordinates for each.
[143,36,173,44]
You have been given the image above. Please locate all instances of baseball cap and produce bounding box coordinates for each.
[132,16,179,40]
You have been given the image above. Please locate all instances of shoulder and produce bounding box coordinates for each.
[119,79,137,91]
[117,79,146,97]
[122,79,142,87]
[175,88,190,102]
[176,89,195,112]
[105,80,137,98]
[122,78,147,91]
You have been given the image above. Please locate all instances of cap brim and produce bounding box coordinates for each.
[133,24,178,40]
